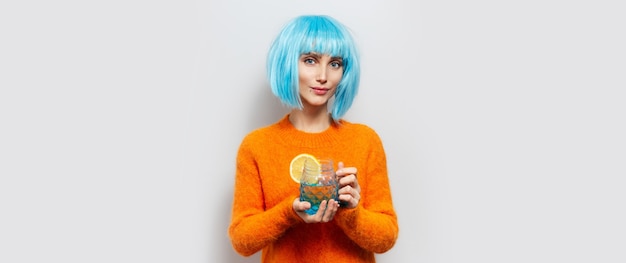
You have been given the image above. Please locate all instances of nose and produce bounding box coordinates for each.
[316,67,327,84]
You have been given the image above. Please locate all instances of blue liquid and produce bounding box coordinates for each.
[300,183,338,215]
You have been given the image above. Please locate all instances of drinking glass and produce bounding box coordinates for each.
[300,158,338,215]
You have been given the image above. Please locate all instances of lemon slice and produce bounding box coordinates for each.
[289,153,320,183]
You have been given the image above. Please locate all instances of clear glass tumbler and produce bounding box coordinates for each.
[300,158,338,215]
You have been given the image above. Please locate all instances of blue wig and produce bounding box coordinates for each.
[267,15,360,121]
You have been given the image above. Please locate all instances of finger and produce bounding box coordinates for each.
[293,199,310,212]
[337,167,358,178]
[338,187,360,208]
[338,193,354,205]
[338,185,353,195]
[338,196,358,209]
[338,174,356,186]
[322,200,339,222]
[321,201,331,222]
[339,175,361,192]
[299,201,311,212]
[336,162,350,177]
[313,200,328,221]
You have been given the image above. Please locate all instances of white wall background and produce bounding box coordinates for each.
[1,0,624,262]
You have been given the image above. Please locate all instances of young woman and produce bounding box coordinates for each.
[228,15,398,262]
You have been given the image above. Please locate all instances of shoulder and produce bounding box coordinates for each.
[339,119,380,138]
[236,125,277,161]
[337,119,385,148]
[239,123,275,148]
[339,119,388,158]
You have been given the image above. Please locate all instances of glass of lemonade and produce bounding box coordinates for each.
[300,158,338,215]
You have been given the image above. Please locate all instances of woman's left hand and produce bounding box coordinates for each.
[336,162,361,209]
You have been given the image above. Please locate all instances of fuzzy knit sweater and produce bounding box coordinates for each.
[228,115,398,263]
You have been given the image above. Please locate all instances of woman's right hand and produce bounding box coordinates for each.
[293,198,340,223]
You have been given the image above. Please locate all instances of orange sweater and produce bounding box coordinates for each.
[229,115,398,263]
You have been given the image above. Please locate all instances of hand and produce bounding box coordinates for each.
[293,198,340,223]
[336,162,361,209]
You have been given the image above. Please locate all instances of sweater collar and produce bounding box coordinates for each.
[274,114,345,148]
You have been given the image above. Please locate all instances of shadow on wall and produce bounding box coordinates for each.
[216,83,287,262]
[218,188,262,263]
[245,83,290,132]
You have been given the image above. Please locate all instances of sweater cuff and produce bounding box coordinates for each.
[281,195,305,224]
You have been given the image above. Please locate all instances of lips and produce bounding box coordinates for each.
[311,87,329,95]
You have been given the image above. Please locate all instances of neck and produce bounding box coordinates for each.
[288,107,332,133]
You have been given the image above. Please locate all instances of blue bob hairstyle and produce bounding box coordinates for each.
[267,15,360,121]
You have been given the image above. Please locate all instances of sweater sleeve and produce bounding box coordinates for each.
[228,138,302,256]
[334,131,399,253]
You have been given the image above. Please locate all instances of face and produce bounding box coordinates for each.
[298,52,344,108]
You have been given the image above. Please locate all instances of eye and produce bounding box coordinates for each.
[303,57,316,64]
[330,61,343,69]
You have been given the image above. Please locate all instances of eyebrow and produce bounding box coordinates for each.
[301,52,343,61]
